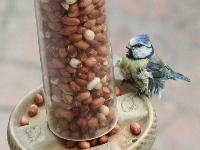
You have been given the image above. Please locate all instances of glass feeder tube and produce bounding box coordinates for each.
[34,0,117,141]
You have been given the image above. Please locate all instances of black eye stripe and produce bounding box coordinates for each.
[133,44,143,48]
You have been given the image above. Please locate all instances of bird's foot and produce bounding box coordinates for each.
[121,79,134,86]
[136,90,142,96]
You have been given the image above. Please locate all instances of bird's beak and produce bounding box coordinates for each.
[126,45,132,49]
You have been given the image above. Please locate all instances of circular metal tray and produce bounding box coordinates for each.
[7,79,157,150]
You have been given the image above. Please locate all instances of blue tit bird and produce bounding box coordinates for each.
[116,34,190,97]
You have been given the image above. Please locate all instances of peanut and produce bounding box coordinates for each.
[107,106,115,120]
[84,57,97,67]
[98,135,108,144]
[51,85,61,95]
[83,29,95,41]
[60,131,70,138]
[60,69,70,77]
[84,19,96,27]
[41,2,53,12]
[76,52,87,62]
[52,58,65,68]
[57,118,69,130]
[77,26,87,33]
[91,97,105,109]
[68,2,78,12]
[35,94,44,106]
[97,45,108,55]
[87,117,98,128]
[99,105,109,116]
[92,0,101,4]
[95,32,106,42]
[89,139,97,147]
[87,77,101,90]
[51,77,59,85]
[47,21,62,31]
[89,9,100,18]
[59,48,68,58]
[82,95,92,104]
[60,26,78,36]
[86,48,97,57]
[64,140,76,148]
[61,16,80,26]
[75,78,88,86]
[78,66,89,73]
[87,71,95,80]
[87,39,101,48]
[65,0,77,4]
[78,73,88,79]
[102,86,110,98]
[96,15,105,24]
[96,113,106,122]
[95,0,105,8]
[69,33,82,42]
[61,1,69,10]
[78,141,90,149]
[73,40,90,50]
[61,93,73,104]
[69,81,81,92]
[115,87,122,96]
[58,109,76,120]
[20,116,29,126]
[79,0,92,8]
[71,131,80,138]
[79,15,88,24]
[58,83,74,95]
[91,25,102,33]
[66,65,77,73]
[130,122,141,135]
[28,104,38,117]
[108,124,120,135]
[46,12,60,22]
[69,58,82,68]
[41,0,49,3]
[80,4,94,15]
[67,45,78,57]
[57,38,71,47]
[51,94,61,102]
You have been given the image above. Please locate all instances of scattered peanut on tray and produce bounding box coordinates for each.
[130,122,141,135]
[19,93,44,126]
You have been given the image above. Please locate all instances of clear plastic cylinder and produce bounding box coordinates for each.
[34,0,117,141]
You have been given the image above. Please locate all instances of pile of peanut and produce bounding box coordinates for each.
[36,0,117,140]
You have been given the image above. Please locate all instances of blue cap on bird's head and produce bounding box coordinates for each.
[128,34,151,48]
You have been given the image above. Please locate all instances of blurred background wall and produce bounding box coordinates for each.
[1,0,200,149]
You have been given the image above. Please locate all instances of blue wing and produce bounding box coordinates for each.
[146,54,169,78]
[147,54,190,82]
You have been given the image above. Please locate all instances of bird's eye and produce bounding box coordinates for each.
[134,44,142,48]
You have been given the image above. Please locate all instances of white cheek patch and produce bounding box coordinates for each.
[133,47,152,58]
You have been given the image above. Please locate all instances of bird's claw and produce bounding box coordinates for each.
[121,79,133,86]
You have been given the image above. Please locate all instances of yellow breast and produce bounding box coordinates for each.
[119,56,150,79]
[121,56,149,70]
[129,58,149,70]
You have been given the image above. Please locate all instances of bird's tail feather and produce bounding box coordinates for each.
[171,72,190,82]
